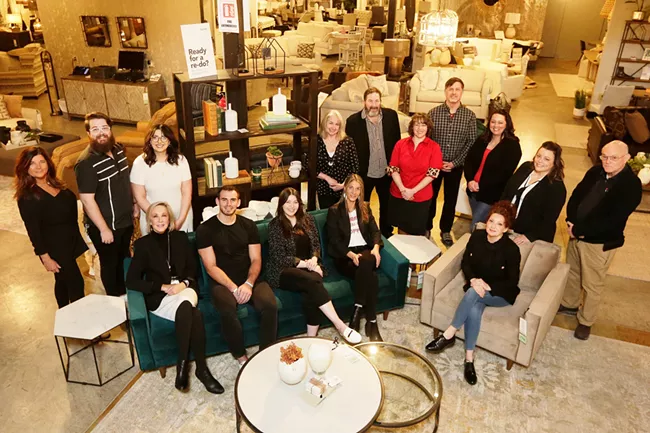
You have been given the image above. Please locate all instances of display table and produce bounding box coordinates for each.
[235,337,383,433]
[0,132,80,176]
[53,294,134,386]
[387,235,442,302]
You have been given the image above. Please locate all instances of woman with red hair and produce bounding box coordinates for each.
[15,147,87,308]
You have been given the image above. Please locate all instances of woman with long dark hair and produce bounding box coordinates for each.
[464,109,522,230]
[130,124,193,234]
[267,187,362,344]
[126,202,223,394]
[501,141,567,244]
[426,201,521,385]
[15,147,88,308]
[326,174,383,341]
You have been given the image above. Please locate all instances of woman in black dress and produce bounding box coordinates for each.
[426,201,521,385]
[126,202,223,394]
[326,174,384,341]
[464,109,521,230]
[501,141,567,244]
[15,147,87,308]
[267,187,362,344]
[315,109,359,209]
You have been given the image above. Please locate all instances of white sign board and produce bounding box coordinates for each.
[180,23,218,79]
[218,0,240,33]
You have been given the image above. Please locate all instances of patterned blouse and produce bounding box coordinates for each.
[314,135,359,199]
[266,213,322,289]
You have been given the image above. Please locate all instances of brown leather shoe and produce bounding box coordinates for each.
[574,324,591,340]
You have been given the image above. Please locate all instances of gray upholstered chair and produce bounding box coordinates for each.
[420,233,569,370]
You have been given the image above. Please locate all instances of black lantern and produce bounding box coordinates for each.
[255,37,286,75]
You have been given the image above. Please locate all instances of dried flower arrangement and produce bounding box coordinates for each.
[279,342,303,365]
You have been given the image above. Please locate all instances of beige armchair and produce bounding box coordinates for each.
[420,233,569,369]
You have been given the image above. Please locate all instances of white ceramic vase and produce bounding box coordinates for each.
[278,357,307,385]
[572,108,586,119]
[439,48,451,66]
[638,164,650,185]
[308,343,332,374]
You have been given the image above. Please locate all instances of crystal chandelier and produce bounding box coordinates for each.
[418,9,459,47]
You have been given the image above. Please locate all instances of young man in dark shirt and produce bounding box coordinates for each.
[560,140,642,340]
[75,112,137,297]
[196,186,277,366]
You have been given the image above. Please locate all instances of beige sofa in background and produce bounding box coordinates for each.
[420,233,569,369]
[283,21,348,56]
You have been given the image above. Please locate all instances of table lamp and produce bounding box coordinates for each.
[504,13,520,39]
[384,38,411,78]
[7,14,22,31]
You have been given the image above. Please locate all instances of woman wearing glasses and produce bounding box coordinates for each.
[130,125,193,234]
[501,141,567,244]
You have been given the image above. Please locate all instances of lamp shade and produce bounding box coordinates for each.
[384,38,411,57]
[418,9,459,47]
[7,14,22,25]
[504,13,520,25]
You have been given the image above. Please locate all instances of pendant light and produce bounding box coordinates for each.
[418,4,459,47]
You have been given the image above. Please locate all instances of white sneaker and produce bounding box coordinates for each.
[340,327,362,344]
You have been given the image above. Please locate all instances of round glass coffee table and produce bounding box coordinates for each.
[355,342,443,431]
[235,337,384,433]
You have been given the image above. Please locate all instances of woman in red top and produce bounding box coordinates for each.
[387,113,443,235]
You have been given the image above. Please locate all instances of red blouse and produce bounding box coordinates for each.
[473,148,493,183]
[387,136,443,202]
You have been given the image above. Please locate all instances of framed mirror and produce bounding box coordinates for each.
[80,16,111,47]
[116,16,148,49]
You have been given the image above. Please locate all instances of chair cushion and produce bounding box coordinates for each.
[518,241,560,291]
[417,68,439,91]
[460,91,482,107]
[366,74,389,96]
[297,42,315,58]
[0,96,10,120]
[625,111,650,144]
[1,94,22,118]
[417,90,446,103]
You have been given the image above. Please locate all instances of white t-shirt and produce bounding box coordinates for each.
[130,154,193,235]
[348,209,367,248]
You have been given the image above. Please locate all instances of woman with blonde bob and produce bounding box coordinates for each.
[126,202,223,394]
[314,109,359,209]
[326,174,384,341]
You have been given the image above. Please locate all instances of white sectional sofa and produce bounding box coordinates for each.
[245,35,323,67]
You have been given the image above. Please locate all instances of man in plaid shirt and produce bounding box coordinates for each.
[426,77,477,246]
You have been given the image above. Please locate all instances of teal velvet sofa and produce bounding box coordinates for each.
[126,209,409,372]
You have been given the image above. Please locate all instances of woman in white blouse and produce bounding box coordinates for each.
[130,125,193,234]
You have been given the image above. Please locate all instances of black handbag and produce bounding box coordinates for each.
[489,92,512,116]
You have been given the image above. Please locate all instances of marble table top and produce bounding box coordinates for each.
[387,234,442,264]
[53,294,126,340]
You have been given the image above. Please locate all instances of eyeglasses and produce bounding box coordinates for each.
[599,154,623,162]
[89,126,111,134]
[151,136,170,143]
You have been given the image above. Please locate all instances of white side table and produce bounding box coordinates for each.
[235,337,384,433]
[53,294,134,386]
[387,235,442,303]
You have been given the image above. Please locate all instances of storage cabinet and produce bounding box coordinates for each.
[62,76,165,124]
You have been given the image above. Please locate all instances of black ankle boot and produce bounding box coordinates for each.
[196,367,225,394]
[349,305,363,332]
[464,361,477,385]
[365,321,383,342]
[175,360,189,391]
[425,335,455,353]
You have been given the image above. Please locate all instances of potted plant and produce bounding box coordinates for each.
[278,342,306,385]
[266,145,283,168]
[573,90,587,119]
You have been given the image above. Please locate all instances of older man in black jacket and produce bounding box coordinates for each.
[559,141,642,340]
[345,87,401,238]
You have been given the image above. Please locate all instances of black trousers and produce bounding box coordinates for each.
[362,174,392,238]
[51,255,85,308]
[334,249,379,321]
[318,194,340,210]
[87,225,133,296]
[211,281,278,358]
[279,268,331,326]
[427,166,463,233]
[174,301,208,371]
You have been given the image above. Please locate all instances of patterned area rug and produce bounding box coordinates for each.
[92,306,650,433]
[0,175,26,235]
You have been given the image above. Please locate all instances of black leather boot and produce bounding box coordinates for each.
[175,359,189,391]
[464,361,477,385]
[425,335,455,353]
[365,321,383,342]
[349,305,363,332]
[196,367,225,394]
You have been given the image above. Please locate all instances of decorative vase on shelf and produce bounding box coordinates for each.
[272,88,287,115]
[439,47,452,66]
[638,164,650,185]
[225,103,237,132]
[224,151,239,179]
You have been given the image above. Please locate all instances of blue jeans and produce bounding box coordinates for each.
[468,195,491,231]
[450,287,510,350]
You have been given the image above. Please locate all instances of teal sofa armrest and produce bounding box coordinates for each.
[124,259,156,371]
[379,235,409,302]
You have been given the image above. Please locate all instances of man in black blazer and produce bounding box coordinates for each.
[345,87,401,238]
[560,141,642,340]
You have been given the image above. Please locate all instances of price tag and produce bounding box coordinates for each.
[518,317,527,344]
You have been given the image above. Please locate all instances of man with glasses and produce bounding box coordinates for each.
[559,140,642,340]
[75,112,137,298]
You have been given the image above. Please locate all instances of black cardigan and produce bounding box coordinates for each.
[345,108,401,178]
[464,136,521,205]
[566,164,642,251]
[326,201,383,258]
[126,230,198,311]
[501,162,567,243]
[461,230,521,305]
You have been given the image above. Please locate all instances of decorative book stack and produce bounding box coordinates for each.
[203,157,223,189]
[202,100,220,135]
[259,112,299,131]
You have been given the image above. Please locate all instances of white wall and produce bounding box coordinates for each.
[541,0,605,60]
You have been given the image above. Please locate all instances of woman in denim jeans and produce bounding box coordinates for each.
[425,201,521,385]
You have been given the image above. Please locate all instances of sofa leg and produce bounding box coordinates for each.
[383,311,389,320]
[159,367,167,378]
[433,328,440,338]
[506,359,514,371]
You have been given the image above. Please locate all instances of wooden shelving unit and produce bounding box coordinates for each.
[173,65,319,227]
[611,20,650,85]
